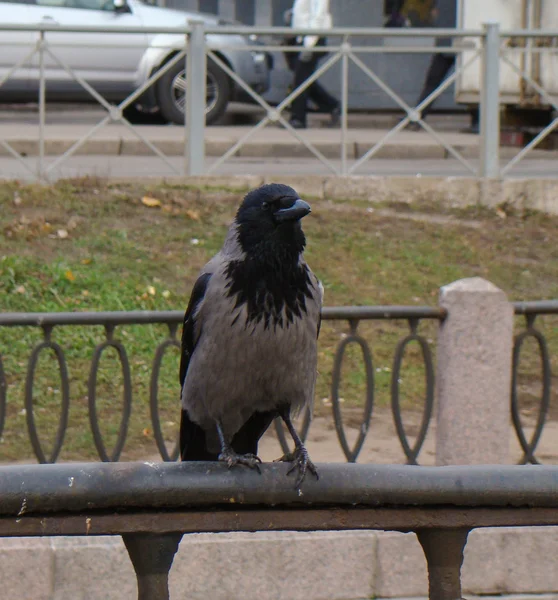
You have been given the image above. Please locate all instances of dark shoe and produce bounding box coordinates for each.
[328,106,340,128]
[289,118,306,129]
[405,122,421,132]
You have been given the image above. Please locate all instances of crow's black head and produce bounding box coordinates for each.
[227,183,314,329]
[235,183,311,255]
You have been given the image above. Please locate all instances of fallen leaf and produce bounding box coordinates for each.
[81,258,92,265]
[142,428,151,437]
[57,229,69,239]
[495,207,507,219]
[141,196,161,208]
[64,270,75,282]
[67,216,83,230]
[162,290,171,299]
[82,290,89,297]
[185,209,200,221]
[147,285,156,296]
[14,285,25,294]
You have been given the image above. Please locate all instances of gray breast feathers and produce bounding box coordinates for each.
[181,261,322,441]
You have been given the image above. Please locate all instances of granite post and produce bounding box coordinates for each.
[436,277,513,465]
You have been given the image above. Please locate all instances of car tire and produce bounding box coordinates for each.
[156,57,231,126]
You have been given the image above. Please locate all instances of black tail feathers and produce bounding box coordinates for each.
[179,409,277,462]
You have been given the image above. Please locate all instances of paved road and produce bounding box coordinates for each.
[1,154,556,181]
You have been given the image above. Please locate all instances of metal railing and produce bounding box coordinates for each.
[2,22,558,180]
[0,306,443,465]
[200,24,484,177]
[512,300,558,464]
[3,461,558,600]
[0,300,556,465]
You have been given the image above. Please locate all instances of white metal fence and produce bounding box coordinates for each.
[0,22,557,180]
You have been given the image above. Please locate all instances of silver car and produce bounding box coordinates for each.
[0,0,271,124]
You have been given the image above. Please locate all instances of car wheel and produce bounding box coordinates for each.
[156,57,231,126]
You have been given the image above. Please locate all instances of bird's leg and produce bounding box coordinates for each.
[274,408,319,488]
[215,420,262,472]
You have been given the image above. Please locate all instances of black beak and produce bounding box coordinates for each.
[274,198,311,223]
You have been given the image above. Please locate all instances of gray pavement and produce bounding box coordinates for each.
[0,120,482,161]
[0,103,556,179]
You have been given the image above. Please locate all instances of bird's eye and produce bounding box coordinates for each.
[261,201,269,211]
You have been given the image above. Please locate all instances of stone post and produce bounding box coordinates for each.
[436,277,513,465]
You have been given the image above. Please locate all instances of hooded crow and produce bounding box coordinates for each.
[179,183,323,487]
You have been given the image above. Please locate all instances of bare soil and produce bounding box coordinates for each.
[257,406,558,466]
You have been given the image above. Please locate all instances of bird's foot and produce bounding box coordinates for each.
[218,448,262,473]
[274,444,319,489]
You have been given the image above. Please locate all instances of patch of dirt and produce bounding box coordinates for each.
[317,200,484,229]
[255,406,558,466]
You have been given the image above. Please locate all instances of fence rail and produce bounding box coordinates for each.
[2,461,558,600]
[1,22,558,179]
[0,299,556,465]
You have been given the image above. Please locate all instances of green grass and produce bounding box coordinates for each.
[0,178,557,462]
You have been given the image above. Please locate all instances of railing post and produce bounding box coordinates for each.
[186,19,206,176]
[435,277,513,465]
[123,532,183,600]
[416,528,470,600]
[340,38,350,176]
[38,30,46,183]
[479,21,500,179]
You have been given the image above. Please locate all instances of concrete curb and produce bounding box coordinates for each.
[1,137,555,160]
[2,528,558,599]
[110,174,558,216]
[0,138,452,159]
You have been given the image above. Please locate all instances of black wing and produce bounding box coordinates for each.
[179,272,213,462]
[316,276,323,339]
[230,410,277,456]
[179,272,212,388]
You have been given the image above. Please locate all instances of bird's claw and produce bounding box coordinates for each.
[218,449,262,473]
[275,445,319,489]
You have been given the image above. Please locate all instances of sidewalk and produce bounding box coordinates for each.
[1,105,555,160]
[1,121,555,160]
[0,121,485,159]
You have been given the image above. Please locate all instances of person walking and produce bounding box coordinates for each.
[407,0,479,132]
[288,0,340,129]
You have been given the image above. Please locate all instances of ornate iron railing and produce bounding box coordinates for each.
[0,301,556,465]
[511,301,558,464]
[0,306,443,464]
